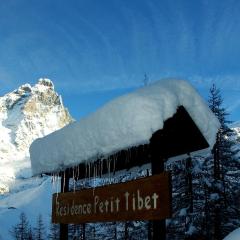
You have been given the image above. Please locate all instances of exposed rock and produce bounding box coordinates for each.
[0,78,73,193]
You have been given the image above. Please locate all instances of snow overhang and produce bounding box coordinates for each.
[30,79,220,176]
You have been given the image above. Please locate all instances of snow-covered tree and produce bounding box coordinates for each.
[28,227,33,240]
[10,212,31,240]
[48,223,59,240]
[33,214,46,240]
[204,84,240,239]
[166,158,196,239]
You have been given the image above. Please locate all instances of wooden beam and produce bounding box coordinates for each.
[150,131,170,240]
[60,172,70,240]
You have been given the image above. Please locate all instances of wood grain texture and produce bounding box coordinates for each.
[52,172,171,224]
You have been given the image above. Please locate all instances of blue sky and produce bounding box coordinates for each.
[1,0,240,120]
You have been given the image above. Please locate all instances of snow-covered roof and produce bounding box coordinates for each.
[30,79,220,175]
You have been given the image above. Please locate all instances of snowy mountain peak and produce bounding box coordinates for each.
[0,79,73,193]
[37,78,54,89]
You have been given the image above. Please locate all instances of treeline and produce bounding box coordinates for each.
[10,213,46,240]
[10,85,240,239]
[166,84,240,239]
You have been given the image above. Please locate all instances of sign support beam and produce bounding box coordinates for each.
[150,135,168,240]
[60,172,70,240]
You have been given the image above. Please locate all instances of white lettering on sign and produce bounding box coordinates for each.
[52,172,171,223]
[55,190,160,217]
[124,190,159,211]
[94,195,120,214]
[56,201,92,217]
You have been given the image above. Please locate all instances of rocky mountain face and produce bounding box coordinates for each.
[0,78,73,193]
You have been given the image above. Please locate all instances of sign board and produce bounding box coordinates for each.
[52,172,171,224]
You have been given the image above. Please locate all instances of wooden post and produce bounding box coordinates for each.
[150,136,167,240]
[82,223,86,240]
[60,172,69,240]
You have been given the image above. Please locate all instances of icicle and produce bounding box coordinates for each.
[129,148,132,165]
[77,165,80,181]
[90,163,95,196]
[50,173,54,194]
[52,173,55,191]
[84,163,87,189]
[55,174,60,208]
[107,157,111,184]
[100,159,103,178]
[51,173,53,183]
[94,162,97,180]
[73,168,76,193]
[85,162,88,180]
[97,161,100,178]
[93,164,95,187]
[88,162,91,182]
[55,173,60,201]
[52,173,58,194]
[113,155,116,176]
[94,163,97,184]
[63,172,66,193]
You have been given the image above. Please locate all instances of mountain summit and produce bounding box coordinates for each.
[0,78,73,193]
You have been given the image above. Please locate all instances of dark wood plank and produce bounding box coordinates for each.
[150,130,168,240]
[60,172,69,240]
[52,173,171,224]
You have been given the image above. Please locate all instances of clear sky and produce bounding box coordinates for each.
[1,0,240,120]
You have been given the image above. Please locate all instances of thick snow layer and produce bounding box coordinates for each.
[30,79,220,175]
[223,228,240,240]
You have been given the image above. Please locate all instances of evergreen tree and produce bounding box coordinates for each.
[10,212,30,240]
[48,223,59,240]
[85,223,96,240]
[33,214,46,240]
[204,84,240,239]
[166,159,194,239]
[28,227,33,240]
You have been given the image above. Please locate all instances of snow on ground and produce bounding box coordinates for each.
[30,79,220,175]
[223,228,240,240]
[0,176,58,239]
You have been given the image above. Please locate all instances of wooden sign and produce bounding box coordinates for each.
[52,172,171,224]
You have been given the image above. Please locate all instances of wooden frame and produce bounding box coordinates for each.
[53,172,171,224]
[51,106,209,240]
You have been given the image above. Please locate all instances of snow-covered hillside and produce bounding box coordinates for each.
[231,124,240,139]
[0,176,56,239]
[0,78,72,193]
[224,228,240,240]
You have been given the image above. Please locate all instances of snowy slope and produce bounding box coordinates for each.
[30,79,220,175]
[223,228,240,240]
[0,78,72,193]
[0,176,59,239]
[0,79,73,239]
